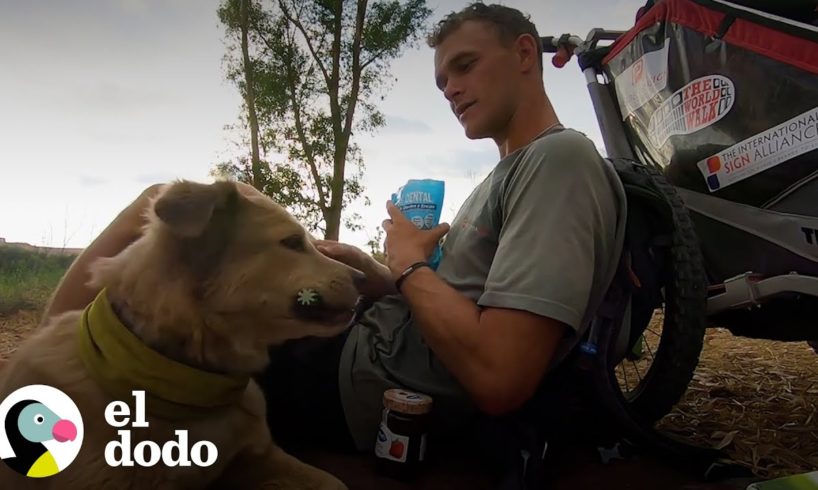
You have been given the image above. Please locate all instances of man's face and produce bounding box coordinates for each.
[434,21,521,140]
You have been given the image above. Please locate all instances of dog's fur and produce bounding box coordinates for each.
[0,181,361,489]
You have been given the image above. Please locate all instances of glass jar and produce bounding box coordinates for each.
[374,388,433,480]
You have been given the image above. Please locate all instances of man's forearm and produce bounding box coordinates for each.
[42,185,162,322]
[399,268,497,398]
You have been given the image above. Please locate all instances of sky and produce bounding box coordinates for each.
[0,0,642,251]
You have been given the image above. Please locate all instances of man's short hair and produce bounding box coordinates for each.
[426,3,543,74]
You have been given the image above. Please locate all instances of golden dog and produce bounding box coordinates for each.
[0,180,361,489]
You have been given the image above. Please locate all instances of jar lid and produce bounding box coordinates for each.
[383,389,433,415]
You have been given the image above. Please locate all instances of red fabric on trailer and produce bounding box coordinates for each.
[602,0,818,75]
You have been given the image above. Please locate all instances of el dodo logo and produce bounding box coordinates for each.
[0,385,83,478]
[1,386,217,477]
[104,390,217,468]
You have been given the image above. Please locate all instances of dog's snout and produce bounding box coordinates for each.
[350,269,366,289]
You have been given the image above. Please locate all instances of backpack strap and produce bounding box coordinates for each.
[577,247,638,371]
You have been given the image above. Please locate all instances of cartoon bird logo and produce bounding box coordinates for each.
[0,385,83,478]
[3,400,77,477]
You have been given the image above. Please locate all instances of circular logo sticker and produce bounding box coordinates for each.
[0,385,84,478]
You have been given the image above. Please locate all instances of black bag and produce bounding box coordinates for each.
[487,158,752,489]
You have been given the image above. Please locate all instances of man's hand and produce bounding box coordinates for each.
[314,240,396,299]
[382,201,450,280]
[235,181,268,199]
[43,183,165,321]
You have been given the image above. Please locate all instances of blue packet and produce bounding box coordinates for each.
[391,179,445,270]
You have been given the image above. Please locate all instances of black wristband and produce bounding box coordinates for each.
[395,261,431,292]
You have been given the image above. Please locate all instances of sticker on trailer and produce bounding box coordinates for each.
[614,40,670,118]
[698,105,818,192]
[648,75,735,148]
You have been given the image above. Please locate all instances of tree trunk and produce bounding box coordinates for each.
[324,152,345,241]
[324,0,367,241]
[322,0,345,242]
[240,0,263,190]
[324,205,341,240]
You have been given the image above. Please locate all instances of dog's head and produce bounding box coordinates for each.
[90,180,364,374]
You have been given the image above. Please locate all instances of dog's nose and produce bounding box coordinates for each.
[350,268,367,289]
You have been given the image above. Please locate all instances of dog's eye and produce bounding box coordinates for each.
[280,234,306,252]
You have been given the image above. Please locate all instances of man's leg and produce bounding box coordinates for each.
[256,329,357,453]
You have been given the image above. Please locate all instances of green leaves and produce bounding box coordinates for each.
[362,0,431,59]
[217,0,431,238]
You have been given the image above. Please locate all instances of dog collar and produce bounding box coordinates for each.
[77,289,249,420]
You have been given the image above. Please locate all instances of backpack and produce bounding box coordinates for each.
[486,158,755,489]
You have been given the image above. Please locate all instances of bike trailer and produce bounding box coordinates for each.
[601,0,818,288]
[603,0,818,205]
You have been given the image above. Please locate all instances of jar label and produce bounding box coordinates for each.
[375,418,409,463]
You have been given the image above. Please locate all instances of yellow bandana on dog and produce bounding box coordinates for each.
[77,290,249,420]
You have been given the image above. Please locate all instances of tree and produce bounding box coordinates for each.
[365,225,386,264]
[239,0,263,188]
[217,0,431,239]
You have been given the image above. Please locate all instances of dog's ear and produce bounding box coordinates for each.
[154,181,238,237]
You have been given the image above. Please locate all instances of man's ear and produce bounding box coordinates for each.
[153,181,238,237]
[514,33,539,74]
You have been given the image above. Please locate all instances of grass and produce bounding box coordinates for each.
[0,246,75,316]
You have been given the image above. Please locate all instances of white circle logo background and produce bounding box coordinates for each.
[0,385,84,472]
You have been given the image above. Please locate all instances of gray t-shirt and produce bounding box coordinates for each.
[338,127,627,450]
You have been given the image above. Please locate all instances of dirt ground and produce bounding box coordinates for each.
[0,310,40,360]
[1,311,815,485]
[657,328,818,480]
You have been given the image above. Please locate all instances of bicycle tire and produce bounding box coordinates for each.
[604,162,708,425]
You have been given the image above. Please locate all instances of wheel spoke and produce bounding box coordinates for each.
[630,360,642,381]
[620,364,630,392]
[617,309,667,397]
[645,339,655,361]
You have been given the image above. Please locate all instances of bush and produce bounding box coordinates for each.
[0,247,75,316]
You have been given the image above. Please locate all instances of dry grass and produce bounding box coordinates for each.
[658,328,818,479]
[0,310,40,360]
[615,311,817,480]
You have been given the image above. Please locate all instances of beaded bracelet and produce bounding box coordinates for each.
[395,261,431,293]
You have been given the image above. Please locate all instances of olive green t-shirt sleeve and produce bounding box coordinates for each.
[477,131,620,331]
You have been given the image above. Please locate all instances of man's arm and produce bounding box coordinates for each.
[382,200,567,415]
[43,181,267,321]
[42,184,164,321]
[400,268,566,415]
